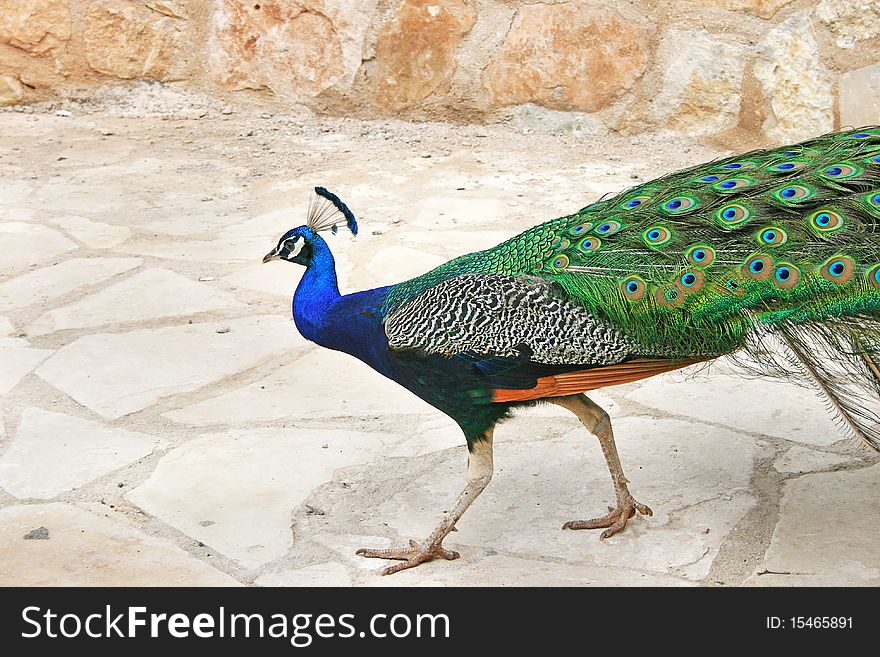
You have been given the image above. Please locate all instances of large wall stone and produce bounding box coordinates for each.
[753,13,833,143]
[0,0,71,56]
[83,0,187,80]
[0,74,23,106]
[368,0,476,111]
[482,3,648,113]
[815,0,880,49]
[840,62,880,128]
[210,0,376,98]
[650,31,748,135]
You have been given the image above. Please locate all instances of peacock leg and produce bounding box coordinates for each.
[552,394,652,538]
[356,427,494,575]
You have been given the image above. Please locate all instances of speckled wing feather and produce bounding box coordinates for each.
[385,273,632,366]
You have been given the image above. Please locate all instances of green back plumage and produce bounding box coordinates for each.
[386,127,880,360]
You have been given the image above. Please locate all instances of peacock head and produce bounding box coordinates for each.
[262,225,319,266]
[262,187,358,267]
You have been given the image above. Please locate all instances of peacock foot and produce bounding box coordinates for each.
[356,538,460,575]
[563,495,653,539]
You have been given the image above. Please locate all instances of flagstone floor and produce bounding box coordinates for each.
[1,91,878,587]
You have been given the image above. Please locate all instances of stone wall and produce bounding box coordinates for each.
[1,0,878,143]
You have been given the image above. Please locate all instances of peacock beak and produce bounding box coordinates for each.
[262,248,280,264]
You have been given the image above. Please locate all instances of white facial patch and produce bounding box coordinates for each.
[282,236,305,260]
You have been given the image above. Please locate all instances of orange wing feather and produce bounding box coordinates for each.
[491,358,706,402]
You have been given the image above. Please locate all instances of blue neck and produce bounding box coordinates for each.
[292,237,341,345]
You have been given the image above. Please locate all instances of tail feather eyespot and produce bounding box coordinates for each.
[678,270,705,294]
[713,177,754,192]
[758,227,788,246]
[717,161,756,171]
[822,163,863,179]
[547,253,570,271]
[595,220,623,235]
[743,254,774,281]
[687,245,715,267]
[773,263,800,290]
[769,161,807,172]
[568,222,593,236]
[808,210,845,235]
[867,264,880,289]
[621,195,651,210]
[716,203,750,227]
[642,225,672,247]
[660,196,699,215]
[819,256,855,284]
[655,286,684,307]
[773,184,814,203]
[577,236,601,253]
[621,276,646,301]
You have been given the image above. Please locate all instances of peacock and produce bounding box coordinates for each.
[263,127,880,575]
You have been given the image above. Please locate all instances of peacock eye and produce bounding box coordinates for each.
[716,204,749,227]
[773,263,800,289]
[713,177,753,192]
[662,196,698,214]
[687,245,716,267]
[868,265,880,289]
[642,226,671,247]
[819,256,855,284]
[596,220,622,235]
[808,210,844,234]
[759,227,787,245]
[621,276,646,301]
[822,164,861,179]
[774,184,813,202]
[743,254,773,280]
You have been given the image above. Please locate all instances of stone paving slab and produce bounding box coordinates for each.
[0,408,157,499]
[28,267,244,335]
[0,257,142,312]
[0,503,239,586]
[627,371,841,445]
[165,346,436,425]
[47,215,132,249]
[0,222,77,277]
[0,344,53,394]
[748,463,880,586]
[35,316,305,419]
[127,427,404,569]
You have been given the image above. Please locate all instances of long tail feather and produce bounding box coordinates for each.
[776,319,880,450]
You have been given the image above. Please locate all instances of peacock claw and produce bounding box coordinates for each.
[356,539,460,575]
[563,497,653,539]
